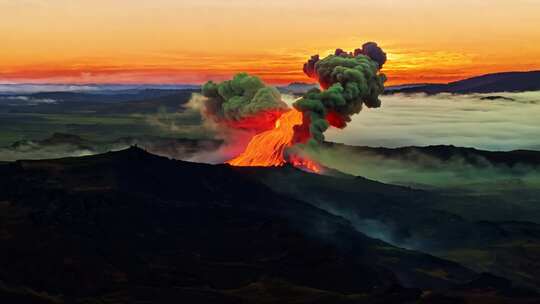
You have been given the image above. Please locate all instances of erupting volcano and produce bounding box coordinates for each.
[227,109,303,167]
[226,108,320,172]
[199,42,387,173]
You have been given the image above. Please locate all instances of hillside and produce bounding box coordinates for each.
[323,142,540,167]
[386,71,540,94]
[241,164,540,291]
[2,148,537,303]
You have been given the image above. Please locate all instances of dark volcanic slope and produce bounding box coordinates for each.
[239,164,540,292]
[0,147,491,303]
[323,142,540,168]
[387,71,540,94]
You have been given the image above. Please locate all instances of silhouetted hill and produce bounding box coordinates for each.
[1,133,223,162]
[1,89,197,114]
[387,71,540,94]
[0,147,499,303]
[1,148,539,302]
[239,150,540,292]
[323,142,540,168]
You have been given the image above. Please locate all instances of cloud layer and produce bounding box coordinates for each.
[325,92,540,151]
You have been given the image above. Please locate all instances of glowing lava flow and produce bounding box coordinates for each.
[227,108,320,173]
[289,155,321,173]
[227,109,303,167]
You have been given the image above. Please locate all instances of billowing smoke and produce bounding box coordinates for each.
[194,42,387,166]
[294,42,387,144]
[201,73,289,132]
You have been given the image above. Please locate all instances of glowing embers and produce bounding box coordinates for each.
[227,108,320,173]
[288,154,321,173]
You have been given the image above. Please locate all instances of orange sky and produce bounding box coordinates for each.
[1,0,540,85]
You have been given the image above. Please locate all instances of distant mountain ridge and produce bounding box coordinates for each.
[278,82,319,94]
[323,143,540,167]
[386,71,540,94]
[0,83,200,94]
[3,70,538,97]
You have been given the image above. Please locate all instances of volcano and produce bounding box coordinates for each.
[2,147,536,303]
[200,42,387,173]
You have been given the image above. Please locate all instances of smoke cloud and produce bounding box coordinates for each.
[201,73,289,132]
[196,42,387,149]
[294,42,387,144]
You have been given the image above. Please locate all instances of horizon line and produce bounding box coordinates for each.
[1,69,539,87]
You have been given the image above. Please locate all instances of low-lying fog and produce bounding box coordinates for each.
[325,91,540,151]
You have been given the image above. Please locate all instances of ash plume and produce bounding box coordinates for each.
[295,42,387,144]
[196,42,387,156]
[201,73,289,132]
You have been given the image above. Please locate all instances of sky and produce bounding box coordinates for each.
[1,0,540,85]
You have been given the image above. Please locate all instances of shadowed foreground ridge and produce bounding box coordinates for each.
[0,147,538,303]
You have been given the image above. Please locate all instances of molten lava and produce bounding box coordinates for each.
[289,155,321,173]
[227,109,303,167]
[227,108,321,173]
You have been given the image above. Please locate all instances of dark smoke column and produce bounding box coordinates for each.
[294,42,387,144]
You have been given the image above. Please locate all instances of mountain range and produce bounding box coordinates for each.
[276,71,540,95]
[385,71,540,94]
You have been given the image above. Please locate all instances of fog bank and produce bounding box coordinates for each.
[325,92,540,151]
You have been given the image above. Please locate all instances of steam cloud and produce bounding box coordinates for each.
[294,42,387,144]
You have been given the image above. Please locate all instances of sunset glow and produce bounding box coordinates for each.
[1,0,539,85]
